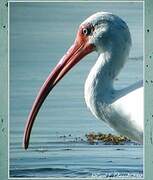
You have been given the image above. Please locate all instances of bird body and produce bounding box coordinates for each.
[23,12,143,149]
[84,32,143,143]
[85,65,143,142]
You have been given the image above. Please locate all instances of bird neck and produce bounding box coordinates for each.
[84,49,128,109]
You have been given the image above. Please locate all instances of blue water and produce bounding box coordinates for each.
[10,2,143,178]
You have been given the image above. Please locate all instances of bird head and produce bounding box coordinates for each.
[80,12,131,55]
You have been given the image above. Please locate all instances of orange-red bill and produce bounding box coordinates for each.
[23,35,95,149]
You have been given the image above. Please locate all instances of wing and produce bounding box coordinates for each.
[111,86,143,142]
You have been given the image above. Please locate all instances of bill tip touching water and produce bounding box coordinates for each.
[23,12,143,150]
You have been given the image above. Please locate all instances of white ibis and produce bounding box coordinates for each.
[23,12,143,149]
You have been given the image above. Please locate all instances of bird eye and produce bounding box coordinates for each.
[82,27,91,36]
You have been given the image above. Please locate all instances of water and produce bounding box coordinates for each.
[10,2,143,178]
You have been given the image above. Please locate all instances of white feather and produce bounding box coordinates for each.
[84,12,143,143]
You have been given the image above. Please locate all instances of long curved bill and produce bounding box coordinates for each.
[23,37,95,149]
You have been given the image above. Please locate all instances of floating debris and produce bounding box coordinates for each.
[85,132,131,145]
[59,135,66,138]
